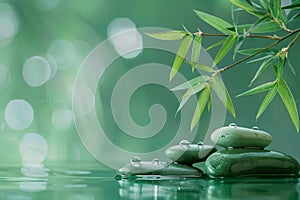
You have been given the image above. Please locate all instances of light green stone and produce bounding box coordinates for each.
[165,142,217,165]
[118,159,203,177]
[211,125,272,148]
[205,149,300,177]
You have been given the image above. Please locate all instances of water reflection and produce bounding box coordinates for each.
[118,177,299,200]
[0,169,299,200]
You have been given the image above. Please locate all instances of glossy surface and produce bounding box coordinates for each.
[119,161,203,177]
[211,126,272,148]
[206,149,300,177]
[165,143,217,165]
[0,167,300,200]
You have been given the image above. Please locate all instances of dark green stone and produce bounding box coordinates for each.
[206,149,300,177]
[165,142,217,165]
[119,159,203,177]
[211,125,272,148]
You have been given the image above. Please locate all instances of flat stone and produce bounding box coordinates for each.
[165,141,217,165]
[118,158,203,177]
[211,125,272,148]
[205,149,300,177]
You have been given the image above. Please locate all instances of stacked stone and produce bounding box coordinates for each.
[118,140,217,178]
[165,140,217,166]
[206,123,300,177]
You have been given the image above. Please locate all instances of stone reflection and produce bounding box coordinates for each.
[118,178,204,199]
[206,178,299,200]
[117,177,299,199]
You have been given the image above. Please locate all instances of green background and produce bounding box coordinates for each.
[0,0,299,171]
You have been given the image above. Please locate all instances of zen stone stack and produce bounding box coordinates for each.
[118,157,203,178]
[206,124,300,177]
[165,140,217,165]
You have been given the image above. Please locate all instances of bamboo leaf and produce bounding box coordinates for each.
[206,38,227,51]
[245,15,269,34]
[288,12,300,22]
[145,30,188,40]
[276,55,285,78]
[250,56,277,85]
[231,0,266,17]
[169,35,193,81]
[245,0,253,5]
[187,61,215,72]
[233,38,244,60]
[191,35,202,72]
[194,10,233,34]
[182,82,208,98]
[277,79,299,132]
[282,0,300,9]
[237,81,275,97]
[191,87,210,131]
[287,58,296,75]
[259,0,271,11]
[228,22,281,33]
[213,76,236,117]
[176,97,190,113]
[256,86,277,119]
[238,47,265,55]
[214,34,237,64]
[247,55,273,63]
[270,0,281,18]
[171,76,209,91]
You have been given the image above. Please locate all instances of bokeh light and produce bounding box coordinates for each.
[47,40,76,71]
[19,133,48,165]
[23,56,51,87]
[4,99,34,131]
[0,3,19,46]
[0,64,11,91]
[52,108,73,129]
[107,18,143,59]
[34,0,60,10]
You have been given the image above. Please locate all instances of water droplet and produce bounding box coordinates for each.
[130,157,141,166]
[229,123,237,128]
[152,158,159,165]
[252,126,259,130]
[159,161,168,167]
[179,140,190,147]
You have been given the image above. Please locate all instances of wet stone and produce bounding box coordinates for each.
[205,149,300,177]
[119,159,203,177]
[165,141,217,165]
[211,125,272,149]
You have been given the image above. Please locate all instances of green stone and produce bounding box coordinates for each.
[118,158,203,177]
[165,141,217,165]
[211,125,272,148]
[206,149,300,177]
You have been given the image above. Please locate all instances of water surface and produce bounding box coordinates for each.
[0,167,299,199]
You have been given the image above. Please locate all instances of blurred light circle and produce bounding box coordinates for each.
[0,64,11,90]
[21,165,49,177]
[52,108,73,129]
[5,99,34,131]
[44,54,58,80]
[107,18,143,59]
[19,133,48,165]
[73,85,94,116]
[0,3,19,44]
[19,181,47,192]
[23,56,51,87]
[34,0,60,10]
[48,40,76,70]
